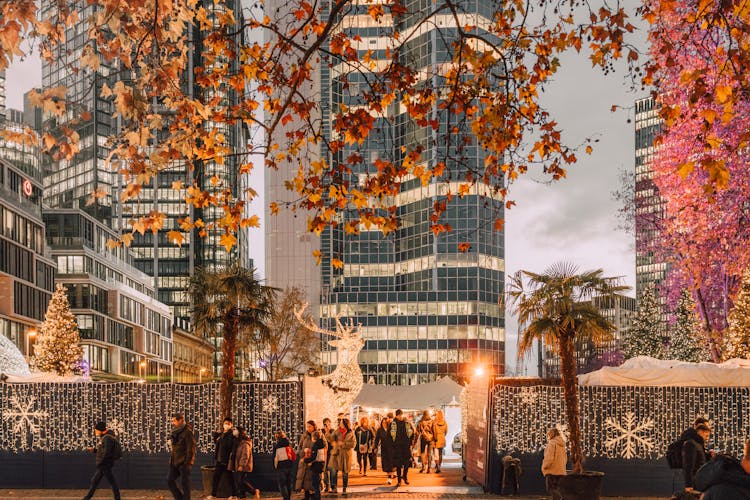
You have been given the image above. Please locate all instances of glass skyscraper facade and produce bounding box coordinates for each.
[634,97,668,313]
[317,0,505,384]
[40,0,247,325]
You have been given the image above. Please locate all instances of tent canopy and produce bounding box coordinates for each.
[353,376,463,411]
[578,356,750,387]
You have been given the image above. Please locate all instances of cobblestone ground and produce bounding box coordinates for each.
[0,490,669,499]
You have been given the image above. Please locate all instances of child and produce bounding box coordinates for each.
[305,430,327,500]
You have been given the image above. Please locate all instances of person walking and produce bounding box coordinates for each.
[229,427,260,499]
[683,423,711,494]
[208,417,237,500]
[330,417,356,494]
[541,427,567,500]
[432,410,448,473]
[374,416,395,485]
[83,421,121,500]
[416,410,434,473]
[273,430,295,500]
[390,409,416,486]
[167,413,196,500]
[322,418,333,493]
[355,417,374,475]
[296,420,317,496]
[304,430,327,500]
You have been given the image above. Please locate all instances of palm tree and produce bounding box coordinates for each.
[188,263,275,420]
[507,262,629,473]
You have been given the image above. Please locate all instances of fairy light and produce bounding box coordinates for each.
[0,382,302,454]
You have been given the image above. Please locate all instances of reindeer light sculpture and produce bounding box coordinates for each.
[295,304,364,419]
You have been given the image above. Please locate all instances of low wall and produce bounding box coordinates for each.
[0,381,303,490]
[488,385,747,495]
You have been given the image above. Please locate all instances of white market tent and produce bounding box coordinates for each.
[578,356,750,387]
[353,376,464,411]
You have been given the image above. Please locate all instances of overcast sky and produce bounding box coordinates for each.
[6,12,645,376]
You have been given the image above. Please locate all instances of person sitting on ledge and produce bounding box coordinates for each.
[694,439,750,499]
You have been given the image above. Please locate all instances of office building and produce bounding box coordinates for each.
[43,209,174,379]
[635,97,667,303]
[40,0,248,326]
[304,0,506,385]
[543,293,637,376]
[0,122,55,357]
[172,324,214,382]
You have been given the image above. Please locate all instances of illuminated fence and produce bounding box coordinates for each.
[0,382,303,454]
[492,385,749,459]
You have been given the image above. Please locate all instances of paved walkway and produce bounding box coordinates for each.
[0,492,669,499]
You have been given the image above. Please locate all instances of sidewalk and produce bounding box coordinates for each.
[0,490,670,499]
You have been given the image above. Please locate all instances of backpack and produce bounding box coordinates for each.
[106,434,123,461]
[666,438,684,469]
[421,422,434,442]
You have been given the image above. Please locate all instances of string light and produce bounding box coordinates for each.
[0,382,302,454]
[492,385,747,459]
[0,335,31,377]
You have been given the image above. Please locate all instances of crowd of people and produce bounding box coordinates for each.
[80,409,449,500]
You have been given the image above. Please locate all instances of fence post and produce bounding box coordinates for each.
[464,370,491,491]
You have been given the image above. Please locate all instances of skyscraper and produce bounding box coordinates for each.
[634,97,667,309]
[308,0,505,385]
[40,0,247,325]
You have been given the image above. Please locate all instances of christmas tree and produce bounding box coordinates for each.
[725,271,750,359]
[669,289,706,362]
[623,286,666,359]
[32,283,84,376]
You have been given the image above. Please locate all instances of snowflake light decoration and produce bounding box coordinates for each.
[515,388,538,405]
[3,396,48,447]
[262,394,279,414]
[604,411,655,459]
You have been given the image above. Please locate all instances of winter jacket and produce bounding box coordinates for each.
[273,436,295,469]
[355,426,374,454]
[329,427,356,472]
[93,430,118,467]
[305,437,327,474]
[432,418,448,449]
[390,418,415,467]
[214,429,235,465]
[229,437,254,472]
[296,431,315,491]
[695,455,750,499]
[682,431,708,488]
[416,418,434,443]
[374,425,395,472]
[541,435,567,476]
[170,423,196,467]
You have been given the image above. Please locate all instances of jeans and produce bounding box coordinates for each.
[83,464,120,500]
[435,447,444,469]
[419,440,433,470]
[167,463,192,500]
[310,467,322,500]
[396,462,410,481]
[329,469,348,490]
[233,471,256,498]
[277,465,294,500]
[211,462,236,496]
[356,450,369,472]
[546,475,562,500]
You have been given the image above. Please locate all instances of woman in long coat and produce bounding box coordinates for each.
[329,417,356,494]
[432,410,448,473]
[296,420,316,493]
[373,417,395,484]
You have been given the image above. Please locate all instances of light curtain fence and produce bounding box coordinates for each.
[492,385,749,460]
[0,382,303,454]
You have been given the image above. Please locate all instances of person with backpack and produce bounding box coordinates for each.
[668,417,711,470]
[167,413,196,500]
[208,417,238,500]
[273,429,295,500]
[683,423,712,494]
[416,410,435,473]
[83,421,122,500]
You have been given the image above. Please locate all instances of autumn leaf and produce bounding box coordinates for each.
[220,233,237,252]
[167,230,185,246]
[457,242,472,253]
[332,258,344,269]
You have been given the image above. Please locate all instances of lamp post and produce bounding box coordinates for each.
[28,328,37,357]
[199,367,206,384]
[140,359,147,381]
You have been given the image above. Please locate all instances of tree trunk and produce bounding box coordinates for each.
[560,333,584,473]
[220,309,238,421]
[695,287,722,362]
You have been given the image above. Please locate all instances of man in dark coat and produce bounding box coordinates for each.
[83,421,121,500]
[208,417,237,499]
[168,413,196,500]
[695,454,750,499]
[390,409,415,486]
[683,423,711,493]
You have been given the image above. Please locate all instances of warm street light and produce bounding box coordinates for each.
[199,367,206,384]
[140,360,147,380]
[28,328,37,338]
[474,366,485,377]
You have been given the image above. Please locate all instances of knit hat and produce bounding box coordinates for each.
[95,421,107,432]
